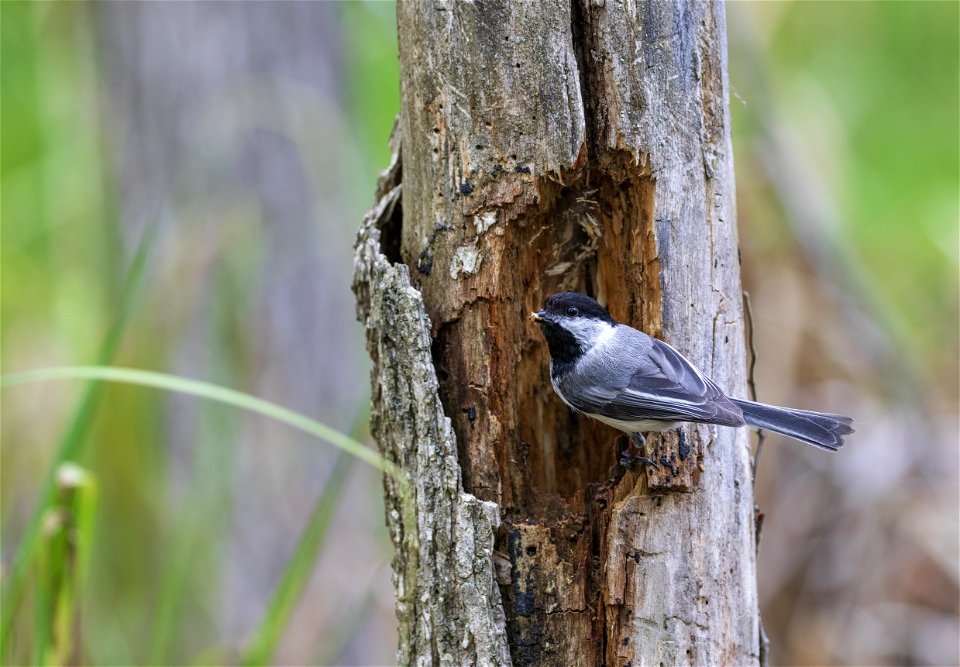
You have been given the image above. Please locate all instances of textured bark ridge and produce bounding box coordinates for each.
[354,1,759,665]
[354,139,512,666]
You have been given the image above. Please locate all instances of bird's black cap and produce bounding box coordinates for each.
[537,292,617,324]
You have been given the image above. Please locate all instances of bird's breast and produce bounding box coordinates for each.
[551,364,587,413]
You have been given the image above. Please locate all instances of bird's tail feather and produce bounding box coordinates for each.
[732,399,853,451]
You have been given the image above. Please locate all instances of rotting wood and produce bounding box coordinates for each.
[354,1,760,665]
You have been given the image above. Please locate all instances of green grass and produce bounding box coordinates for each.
[31,463,97,666]
[1,366,409,665]
[2,4,404,662]
[1,367,401,478]
[0,224,155,655]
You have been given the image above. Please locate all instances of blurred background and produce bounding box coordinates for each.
[1,2,956,665]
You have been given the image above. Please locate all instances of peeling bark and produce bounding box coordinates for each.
[353,1,759,665]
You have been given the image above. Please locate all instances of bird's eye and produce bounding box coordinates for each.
[566,306,578,316]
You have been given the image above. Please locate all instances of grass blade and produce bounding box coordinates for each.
[1,224,155,654]
[33,464,98,666]
[0,366,403,481]
[2,365,410,662]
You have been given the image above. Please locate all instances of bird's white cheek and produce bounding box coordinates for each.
[593,322,617,347]
[564,319,617,349]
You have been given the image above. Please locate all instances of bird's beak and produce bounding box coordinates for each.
[528,311,546,323]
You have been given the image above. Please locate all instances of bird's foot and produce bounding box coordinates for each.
[620,432,658,469]
[619,451,659,469]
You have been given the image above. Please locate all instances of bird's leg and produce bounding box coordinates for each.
[620,432,659,469]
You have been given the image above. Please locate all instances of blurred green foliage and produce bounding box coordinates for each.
[339,1,402,175]
[2,1,401,664]
[729,5,958,664]
[728,1,959,387]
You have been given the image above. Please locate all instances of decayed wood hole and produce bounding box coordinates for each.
[378,151,709,664]
[406,163,660,503]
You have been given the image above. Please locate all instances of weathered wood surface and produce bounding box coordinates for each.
[354,1,759,665]
[355,138,512,666]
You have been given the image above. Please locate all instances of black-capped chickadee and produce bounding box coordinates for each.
[530,292,853,456]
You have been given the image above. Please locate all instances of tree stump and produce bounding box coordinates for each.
[354,2,760,665]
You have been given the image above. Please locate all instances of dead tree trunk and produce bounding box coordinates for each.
[353,1,759,665]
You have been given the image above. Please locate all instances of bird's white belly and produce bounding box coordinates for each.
[588,413,681,434]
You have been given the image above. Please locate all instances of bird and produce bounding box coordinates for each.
[529,292,853,465]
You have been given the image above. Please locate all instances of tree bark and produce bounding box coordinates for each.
[353,1,759,665]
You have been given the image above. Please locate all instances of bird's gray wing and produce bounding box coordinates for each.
[568,336,745,426]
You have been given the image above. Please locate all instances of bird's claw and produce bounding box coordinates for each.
[619,450,659,470]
